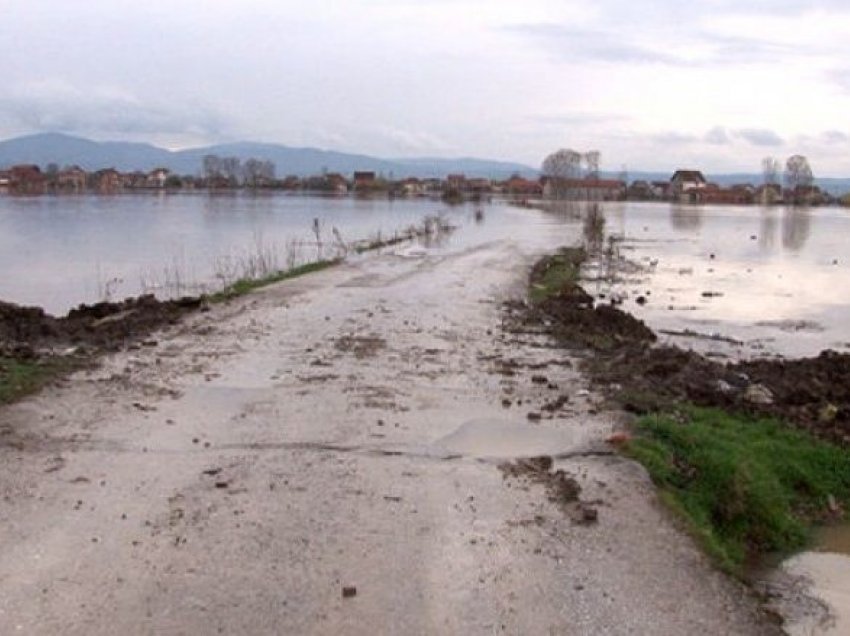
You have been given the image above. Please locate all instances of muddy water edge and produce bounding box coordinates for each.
[522,213,850,634]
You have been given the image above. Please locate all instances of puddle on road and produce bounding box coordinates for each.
[782,552,850,636]
[433,418,579,459]
[815,524,850,556]
[777,524,850,636]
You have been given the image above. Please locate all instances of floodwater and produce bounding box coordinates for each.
[3,195,850,358]
[587,202,850,359]
[0,193,535,315]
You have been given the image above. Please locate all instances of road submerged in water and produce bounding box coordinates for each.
[0,237,779,634]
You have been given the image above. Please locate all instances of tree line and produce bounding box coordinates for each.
[202,155,276,187]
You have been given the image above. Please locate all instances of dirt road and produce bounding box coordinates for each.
[0,221,777,634]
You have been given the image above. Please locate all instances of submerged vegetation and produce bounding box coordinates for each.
[625,407,850,575]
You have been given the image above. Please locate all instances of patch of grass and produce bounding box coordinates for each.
[0,356,75,405]
[625,406,850,575]
[529,247,586,304]
[207,259,340,303]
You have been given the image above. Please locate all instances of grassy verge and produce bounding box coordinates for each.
[624,406,850,575]
[207,259,340,303]
[0,356,77,405]
[528,247,586,304]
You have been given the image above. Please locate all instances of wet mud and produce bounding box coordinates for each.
[522,251,850,446]
[0,294,203,356]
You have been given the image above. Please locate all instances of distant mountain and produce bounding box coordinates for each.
[0,133,537,179]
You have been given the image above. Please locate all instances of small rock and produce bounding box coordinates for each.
[635,296,647,306]
[580,506,598,524]
[715,379,734,394]
[527,412,542,422]
[744,383,774,405]
[342,586,357,598]
[214,481,229,489]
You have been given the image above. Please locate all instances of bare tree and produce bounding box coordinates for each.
[784,155,814,204]
[542,149,582,198]
[203,154,222,180]
[762,157,779,186]
[583,151,601,179]
[221,157,242,186]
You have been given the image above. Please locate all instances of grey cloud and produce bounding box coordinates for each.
[529,113,631,126]
[651,131,699,144]
[822,130,849,144]
[736,128,784,147]
[507,18,821,69]
[505,23,682,66]
[704,127,732,145]
[0,82,230,139]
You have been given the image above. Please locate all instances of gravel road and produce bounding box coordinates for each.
[0,222,778,634]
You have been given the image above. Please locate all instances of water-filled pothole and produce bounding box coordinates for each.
[433,418,579,459]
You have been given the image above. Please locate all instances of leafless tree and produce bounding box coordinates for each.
[221,157,242,186]
[583,151,601,179]
[784,155,813,190]
[761,157,779,186]
[784,155,814,204]
[202,154,222,180]
[243,159,276,187]
[542,149,582,198]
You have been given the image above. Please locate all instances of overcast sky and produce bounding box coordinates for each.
[2,0,850,174]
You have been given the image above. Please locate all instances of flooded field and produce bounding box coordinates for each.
[0,193,501,314]
[3,195,850,360]
[589,202,850,359]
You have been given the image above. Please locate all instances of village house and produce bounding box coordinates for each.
[542,177,625,201]
[445,174,466,192]
[466,178,492,194]
[627,180,654,200]
[352,171,377,191]
[147,167,170,188]
[651,181,671,199]
[0,170,9,193]
[9,164,47,195]
[325,173,349,194]
[279,175,302,191]
[56,166,88,192]
[93,168,123,193]
[504,176,543,197]
[397,177,424,196]
[692,183,754,205]
[669,170,707,202]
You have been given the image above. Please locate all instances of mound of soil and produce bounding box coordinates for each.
[0,294,203,355]
[533,287,655,352]
[526,253,850,446]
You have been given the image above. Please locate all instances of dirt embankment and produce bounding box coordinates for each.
[0,294,203,357]
[522,252,850,446]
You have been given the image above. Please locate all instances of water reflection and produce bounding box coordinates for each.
[782,208,811,251]
[758,208,778,250]
[582,203,606,254]
[670,205,703,231]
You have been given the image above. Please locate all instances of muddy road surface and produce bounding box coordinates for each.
[0,229,776,634]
